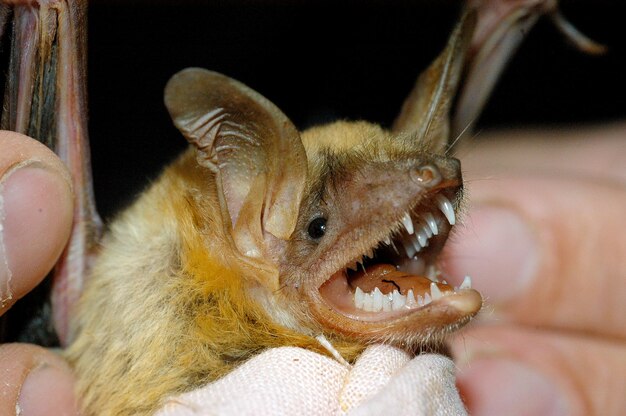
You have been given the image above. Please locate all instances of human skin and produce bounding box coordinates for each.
[0,125,624,415]
[446,122,626,415]
[0,131,77,415]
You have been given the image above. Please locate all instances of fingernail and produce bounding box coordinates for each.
[0,163,73,307]
[457,358,570,416]
[18,362,78,415]
[445,205,539,303]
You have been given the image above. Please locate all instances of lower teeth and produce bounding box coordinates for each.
[353,276,472,313]
[354,287,431,312]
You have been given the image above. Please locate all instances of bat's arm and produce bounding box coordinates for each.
[0,0,101,346]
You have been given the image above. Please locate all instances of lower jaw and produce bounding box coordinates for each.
[317,267,482,327]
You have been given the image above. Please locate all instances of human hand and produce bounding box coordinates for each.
[0,131,78,414]
[444,123,626,415]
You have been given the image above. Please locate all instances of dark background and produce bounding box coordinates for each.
[87,0,625,220]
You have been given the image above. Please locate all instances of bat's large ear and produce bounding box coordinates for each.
[392,10,476,153]
[164,68,307,264]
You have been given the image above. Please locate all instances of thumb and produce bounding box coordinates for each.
[442,173,626,337]
[0,343,78,415]
[0,131,74,314]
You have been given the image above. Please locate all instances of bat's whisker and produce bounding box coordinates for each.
[446,117,477,155]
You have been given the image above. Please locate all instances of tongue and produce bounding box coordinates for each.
[349,264,434,296]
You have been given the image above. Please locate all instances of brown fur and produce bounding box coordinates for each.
[66,142,368,415]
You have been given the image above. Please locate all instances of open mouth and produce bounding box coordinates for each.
[318,188,477,323]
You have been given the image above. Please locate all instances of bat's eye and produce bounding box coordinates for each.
[307,217,327,240]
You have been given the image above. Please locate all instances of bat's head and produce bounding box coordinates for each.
[289,120,480,345]
[164,12,480,348]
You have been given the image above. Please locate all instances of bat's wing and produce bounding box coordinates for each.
[452,0,606,143]
[0,0,101,346]
[393,0,606,154]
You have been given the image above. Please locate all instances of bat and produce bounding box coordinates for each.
[67,12,482,414]
[0,1,605,415]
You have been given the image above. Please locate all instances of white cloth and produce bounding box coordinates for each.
[155,344,467,416]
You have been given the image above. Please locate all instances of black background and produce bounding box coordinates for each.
[87,0,625,220]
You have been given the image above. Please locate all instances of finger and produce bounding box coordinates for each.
[457,122,626,182]
[0,343,78,415]
[449,325,626,416]
[442,174,626,339]
[0,131,74,314]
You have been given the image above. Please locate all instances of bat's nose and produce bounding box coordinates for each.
[434,157,462,184]
[409,164,443,188]
[410,156,462,188]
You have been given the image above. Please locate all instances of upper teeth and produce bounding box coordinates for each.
[416,229,428,247]
[380,197,455,254]
[406,221,435,255]
[353,280,465,313]
[436,195,456,225]
[424,212,438,235]
[401,212,414,235]
[402,239,417,258]
[421,220,433,238]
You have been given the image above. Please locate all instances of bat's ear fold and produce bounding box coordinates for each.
[164,68,307,268]
[392,10,476,153]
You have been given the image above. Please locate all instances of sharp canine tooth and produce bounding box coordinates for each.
[383,236,391,245]
[423,292,432,305]
[460,275,472,290]
[425,212,438,235]
[436,195,456,225]
[354,287,365,309]
[430,282,442,300]
[372,287,384,312]
[392,290,406,310]
[406,289,417,307]
[417,295,424,307]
